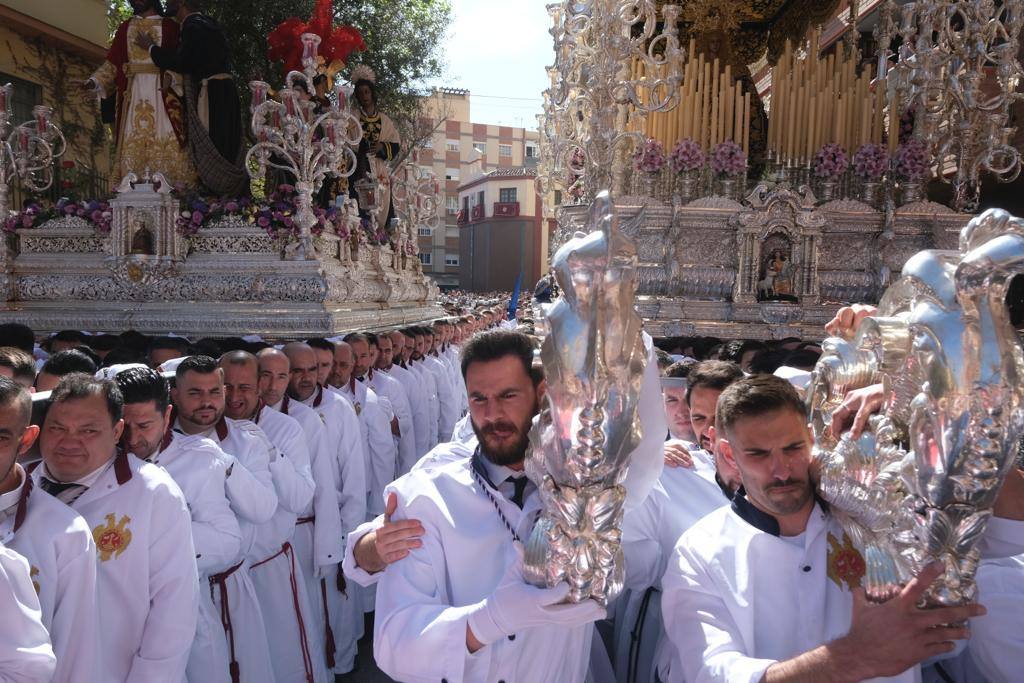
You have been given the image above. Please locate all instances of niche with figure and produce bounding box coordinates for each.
[756,233,798,302]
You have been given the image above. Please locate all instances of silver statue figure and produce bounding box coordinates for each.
[809,208,1024,606]
[522,190,648,606]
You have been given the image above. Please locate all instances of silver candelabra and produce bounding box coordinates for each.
[0,83,66,221]
[246,33,362,259]
[537,0,684,212]
[874,0,1024,212]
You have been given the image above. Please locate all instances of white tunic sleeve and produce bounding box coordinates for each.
[266,422,315,515]
[0,545,55,683]
[967,555,1024,681]
[190,461,242,576]
[223,452,277,524]
[49,514,101,682]
[124,478,199,682]
[335,400,368,535]
[661,534,776,683]
[341,516,384,587]
[364,391,398,518]
[304,420,345,570]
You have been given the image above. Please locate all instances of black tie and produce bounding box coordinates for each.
[506,476,529,509]
[39,478,86,503]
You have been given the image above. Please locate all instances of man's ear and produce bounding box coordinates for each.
[112,419,125,444]
[535,378,547,402]
[18,424,40,456]
[717,433,738,469]
[162,404,173,433]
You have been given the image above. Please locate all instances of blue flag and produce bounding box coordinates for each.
[508,271,523,319]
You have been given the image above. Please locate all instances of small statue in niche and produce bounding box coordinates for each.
[130,217,154,255]
[757,247,798,302]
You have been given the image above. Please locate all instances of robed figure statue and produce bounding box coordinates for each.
[85,0,195,188]
[348,66,400,229]
[138,0,247,196]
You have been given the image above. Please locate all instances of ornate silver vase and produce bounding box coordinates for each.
[860,180,881,207]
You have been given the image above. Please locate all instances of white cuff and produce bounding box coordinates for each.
[465,600,503,647]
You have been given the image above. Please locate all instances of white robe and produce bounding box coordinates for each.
[385,363,433,460]
[272,396,346,675]
[373,456,593,683]
[423,355,459,442]
[299,385,368,674]
[368,368,418,479]
[408,360,441,450]
[661,502,919,683]
[0,543,56,683]
[965,519,1024,682]
[204,418,278,683]
[2,471,100,683]
[251,405,327,683]
[332,381,397,520]
[146,433,241,683]
[32,452,198,683]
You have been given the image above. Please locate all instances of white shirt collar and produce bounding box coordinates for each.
[0,465,25,514]
[42,455,115,487]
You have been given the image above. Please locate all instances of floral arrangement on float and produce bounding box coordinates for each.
[893,139,930,205]
[812,142,849,201]
[634,138,667,174]
[851,143,889,206]
[668,138,706,202]
[710,140,746,198]
[3,197,113,234]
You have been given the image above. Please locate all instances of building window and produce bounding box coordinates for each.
[446,196,458,214]
[421,137,433,149]
[445,167,459,180]
[418,227,432,236]
[446,140,459,152]
[419,252,432,265]
[554,189,563,205]
[499,143,513,157]
[525,143,538,158]
[476,190,485,207]
[499,188,517,203]
[473,142,486,154]
[445,254,460,266]
[0,74,42,126]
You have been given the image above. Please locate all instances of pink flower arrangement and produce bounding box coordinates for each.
[813,143,849,181]
[4,198,113,235]
[634,138,666,174]
[894,139,929,180]
[668,138,706,174]
[852,143,889,182]
[710,141,746,177]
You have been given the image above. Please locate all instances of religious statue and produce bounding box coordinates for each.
[348,65,401,230]
[130,217,155,255]
[84,0,195,189]
[757,247,797,301]
[136,0,247,196]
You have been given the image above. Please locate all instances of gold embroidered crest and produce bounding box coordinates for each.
[30,565,40,594]
[827,532,865,591]
[93,514,133,561]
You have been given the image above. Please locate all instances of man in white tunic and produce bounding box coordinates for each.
[402,328,441,448]
[0,542,55,682]
[219,352,325,683]
[373,330,604,682]
[115,366,241,683]
[364,333,417,480]
[282,342,367,676]
[171,355,276,683]
[35,373,198,682]
[661,375,984,683]
[0,377,99,683]
[419,326,459,441]
[385,331,432,462]
[257,348,345,674]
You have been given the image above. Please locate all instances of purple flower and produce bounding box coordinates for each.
[90,210,103,222]
[21,215,33,228]
[225,201,239,214]
[895,139,929,180]
[668,139,706,174]
[813,143,849,181]
[257,216,271,228]
[191,211,204,224]
[852,144,889,181]
[633,138,666,174]
[710,141,746,177]
[64,204,77,215]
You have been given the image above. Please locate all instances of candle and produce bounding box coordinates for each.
[284,90,298,117]
[18,127,29,153]
[743,91,750,156]
[33,106,51,134]
[249,81,269,110]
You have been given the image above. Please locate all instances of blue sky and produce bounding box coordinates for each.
[429,0,552,130]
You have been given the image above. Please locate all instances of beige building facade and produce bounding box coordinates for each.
[416,87,540,289]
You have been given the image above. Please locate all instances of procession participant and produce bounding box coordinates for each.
[683,360,745,497]
[85,0,194,188]
[364,333,417,480]
[661,375,983,683]
[402,328,441,448]
[0,542,56,682]
[334,335,397,519]
[115,366,241,683]
[219,352,325,683]
[305,338,337,389]
[0,376,100,683]
[385,331,433,462]
[434,320,466,415]
[662,360,697,445]
[373,330,609,682]
[256,348,345,674]
[0,347,36,390]
[142,0,247,197]
[0,323,35,355]
[420,326,460,440]
[35,350,97,393]
[34,373,198,681]
[282,342,367,676]
[146,336,189,369]
[171,355,277,683]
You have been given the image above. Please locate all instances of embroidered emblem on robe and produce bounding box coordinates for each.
[827,532,865,591]
[93,513,133,561]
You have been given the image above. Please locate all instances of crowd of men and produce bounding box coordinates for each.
[1,297,1021,683]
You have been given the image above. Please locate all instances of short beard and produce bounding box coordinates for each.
[755,479,813,516]
[472,399,538,468]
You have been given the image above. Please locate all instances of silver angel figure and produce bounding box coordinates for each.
[522,191,647,606]
[809,208,1024,606]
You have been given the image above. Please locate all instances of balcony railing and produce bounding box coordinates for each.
[470,204,485,221]
[493,201,519,217]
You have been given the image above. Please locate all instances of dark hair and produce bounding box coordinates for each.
[0,323,35,353]
[115,367,170,413]
[783,349,821,371]
[87,334,120,352]
[664,358,698,379]
[399,327,417,340]
[686,360,744,404]
[747,349,789,375]
[0,375,31,426]
[715,375,807,438]
[343,333,368,346]
[189,338,222,358]
[0,347,37,385]
[147,336,190,356]
[100,347,147,368]
[654,347,674,370]
[40,349,97,377]
[118,330,151,353]
[460,329,536,381]
[174,355,220,382]
[305,338,336,354]
[51,330,85,344]
[365,333,379,349]
[50,373,123,424]
[354,78,377,106]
